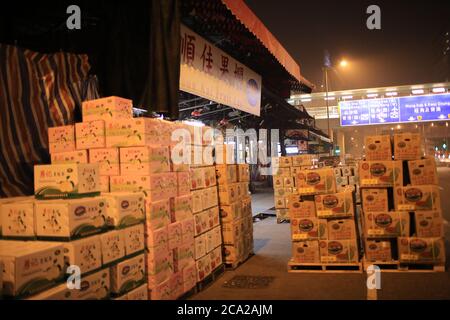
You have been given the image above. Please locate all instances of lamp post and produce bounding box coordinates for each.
[323,59,348,155]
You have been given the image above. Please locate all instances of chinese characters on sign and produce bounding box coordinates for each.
[180,24,262,116]
[339,93,450,126]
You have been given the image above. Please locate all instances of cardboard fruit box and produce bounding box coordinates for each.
[314,191,354,218]
[361,188,388,213]
[364,211,410,238]
[89,148,120,176]
[394,185,441,211]
[288,195,316,219]
[34,197,108,239]
[327,219,357,240]
[34,163,100,199]
[359,161,403,187]
[120,146,170,175]
[105,118,161,148]
[393,133,423,160]
[290,218,327,241]
[291,241,320,264]
[82,96,133,122]
[319,239,359,263]
[296,168,336,195]
[415,211,444,237]
[51,150,88,165]
[0,241,65,298]
[365,240,392,262]
[407,158,439,186]
[75,120,106,150]
[48,125,76,154]
[398,237,445,264]
[364,135,392,161]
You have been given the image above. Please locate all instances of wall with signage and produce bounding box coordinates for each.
[180,24,262,116]
[339,93,450,126]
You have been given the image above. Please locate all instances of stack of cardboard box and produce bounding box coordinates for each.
[272,155,317,222]
[216,162,253,267]
[333,165,360,203]
[288,165,360,266]
[0,97,150,300]
[189,134,223,287]
[361,133,445,268]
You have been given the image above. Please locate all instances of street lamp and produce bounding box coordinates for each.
[323,59,348,155]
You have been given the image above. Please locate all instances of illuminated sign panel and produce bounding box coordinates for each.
[339,93,450,126]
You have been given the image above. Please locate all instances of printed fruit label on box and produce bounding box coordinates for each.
[359,161,403,187]
[395,185,441,211]
[365,212,410,238]
[315,192,354,218]
[296,168,336,195]
[34,164,100,199]
[51,150,88,165]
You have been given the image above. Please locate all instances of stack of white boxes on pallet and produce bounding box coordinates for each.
[361,134,446,269]
[272,155,317,222]
[190,128,223,286]
[216,162,253,267]
[0,97,148,300]
[285,160,361,267]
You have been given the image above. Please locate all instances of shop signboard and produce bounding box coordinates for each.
[180,24,262,116]
[339,93,450,126]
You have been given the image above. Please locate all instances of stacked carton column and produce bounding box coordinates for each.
[216,162,253,267]
[189,128,223,286]
[282,155,361,270]
[0,97,150,300]
[272,155,317,223]
[361,133,446,270]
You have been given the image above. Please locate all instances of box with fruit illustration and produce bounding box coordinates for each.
[327,219,357,240]
[75,120,106,150]
[414,211,444,237]
[364,211,410,238]
[120,146,170,175]
[361,188,388,213]
[103,192,145,229]
[314,191,354,218]
[110,254,146,296]
[407,157,439,186]
[82,96,133,122]
[364,135,392,161]
[0,241,65,298]
[295,168,336,195]
[34,164,100,199]
[319,239,359,263]
[105,118,161,148]
[1,199,36,238]
[89,148,120,176]
[364,240,392,262]
[393,133,423,160]
[290,218,327,241]
[34,197,108,239]
[291,241,320,263]
[398,237,445,264]
[359,161,403,187]
[394,185,441,211]
[48,125,76,154]
[288,196,316,219]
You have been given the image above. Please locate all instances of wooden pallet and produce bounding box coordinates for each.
[196,264,225,292]
[287,259,363,273]
[225,252,255,270]
[362,258,446,273]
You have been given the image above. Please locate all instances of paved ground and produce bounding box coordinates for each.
[192,168,450,300]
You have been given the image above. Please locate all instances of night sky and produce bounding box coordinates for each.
[245,0,450,92]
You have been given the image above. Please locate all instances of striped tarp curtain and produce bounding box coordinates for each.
[0,44,97,197]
